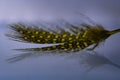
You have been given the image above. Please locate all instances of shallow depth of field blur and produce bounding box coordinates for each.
[0,0,120,80]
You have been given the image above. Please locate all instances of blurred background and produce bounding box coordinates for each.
[0,0,120,80]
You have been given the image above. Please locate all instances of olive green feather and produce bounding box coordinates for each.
[6,21,120,53]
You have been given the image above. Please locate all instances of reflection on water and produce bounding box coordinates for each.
[7,50,120,73]
[78,51,120,72]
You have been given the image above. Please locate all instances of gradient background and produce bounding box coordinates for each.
[0,0,120,80]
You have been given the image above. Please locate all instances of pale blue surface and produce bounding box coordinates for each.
[0,0,120,80]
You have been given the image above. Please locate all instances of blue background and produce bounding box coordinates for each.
[0,0,120,80]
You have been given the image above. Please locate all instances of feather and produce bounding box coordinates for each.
[6,21,120,52]
[6,23,76,44]
[5,14,120,59]
[5,13,120,63]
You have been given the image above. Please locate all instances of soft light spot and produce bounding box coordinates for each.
[64,49,67,51]
[31,35,35,38]
[70,34,73,36]
[50,32,53,34]
[61,46,65,49]
[84,42,88,47]
[37,40,40,42]
[47,35,51,38]
[69,37,72,40]
[91,40,94,43]
[58,30,61,34]
[76,36,79,39]
[77,32,80,35]
[55,36,59,38]
[53,39,57,41]
[27,31,31,33]
[77,46,82,50]
[45,39,48,41]
[62,39,65,42]
[71,49,74,51]
[24,37,27,40]
[83,31,87,38]
[20,31,23,34]
[63,34,67,37]
[35,31,39,34]
[39,36,43,38]
[76,42,79,45]
[69,44,72,46]
[42,31,46,34]
[24,26,28,29]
